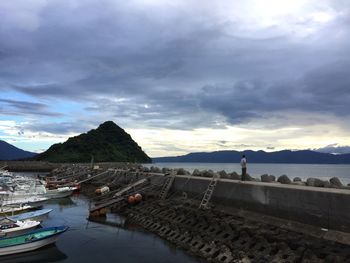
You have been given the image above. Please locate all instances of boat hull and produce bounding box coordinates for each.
[0,235,59,256]
[8,209,52,223]
[43,190,73,199]
[2,199,48,209]
[0,226,68,256]
[1,225,39,238]
[0,244,67,263]
[0,206,32,217]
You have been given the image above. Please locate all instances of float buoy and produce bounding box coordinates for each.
[99,208,107,216]
[75,183,81,191]
[134,193,142,203]
[128,195,136,205]
[100,186,110,194]
[95,186,109,195]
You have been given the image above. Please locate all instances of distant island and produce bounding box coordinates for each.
[3,124,350,164]
[153,150,350,164]
[0,140,37,160]
[34,121,151,163]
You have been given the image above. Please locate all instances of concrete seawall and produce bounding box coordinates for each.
[172,175,350,233]
[0,161,59,172]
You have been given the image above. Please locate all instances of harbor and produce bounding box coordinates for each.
[1,163,350,262]
[0,169,200,262]
[3,0,350,261]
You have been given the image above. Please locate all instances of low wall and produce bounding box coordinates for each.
[0,161,59,172]
[172,175,350,233]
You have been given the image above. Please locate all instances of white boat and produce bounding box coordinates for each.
[7,209,53,223]
[0,243,67,263]
[0,185,75,201]
[0,205,33,217]
[1,196,49,208]
[44,186,76,199]
[0,218,40,238]
[0,226,68,256]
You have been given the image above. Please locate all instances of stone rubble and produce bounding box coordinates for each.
[121,198,350,263]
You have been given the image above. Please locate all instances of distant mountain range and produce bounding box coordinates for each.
[152,150,350,164]
[34,121,151,163]
[0,140,37,160]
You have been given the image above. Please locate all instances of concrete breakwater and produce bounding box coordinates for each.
[122,198,350,262]
[172,175,350,233]
[43,164,350,262]
[0,161,59,172]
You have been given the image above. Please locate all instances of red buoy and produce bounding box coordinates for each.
[128,195,136,205]
[134,193,142,203]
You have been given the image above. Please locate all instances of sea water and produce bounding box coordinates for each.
[1,173,201,263]
[147,162,350,184]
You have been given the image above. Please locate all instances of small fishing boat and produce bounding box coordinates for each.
[0,205,33,217]
[1,196,49,208]
[1,186,76,200]
[7,209,53,223]
[0,244,67,263]
[0,218,40,237]
[0,243,67,263]
[44,186,77,199]
[0,226,69,256]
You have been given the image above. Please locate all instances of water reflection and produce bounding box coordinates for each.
[0,244,67,263]
[88,215,126,228]
[5,173,201,263]
[46,197,76,211]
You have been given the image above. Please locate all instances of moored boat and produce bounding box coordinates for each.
[0,218,40,238]
[0,186,75,202]
[0,243,67,263]
[44,186,77,199]
[0,205,33,217]
[0,226,69,256]
[7,209,53,223]
[1,196,49,208]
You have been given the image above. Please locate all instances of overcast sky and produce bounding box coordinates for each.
[1,0,350,157]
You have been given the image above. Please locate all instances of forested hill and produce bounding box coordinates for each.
[34,121,151,163]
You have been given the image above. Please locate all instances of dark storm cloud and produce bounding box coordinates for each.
[197,59,350,124]
[0,99,61,117]
[23,121,93,135]
[1,1,350,130]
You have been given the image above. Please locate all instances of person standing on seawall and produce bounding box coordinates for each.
[240,155,247,181]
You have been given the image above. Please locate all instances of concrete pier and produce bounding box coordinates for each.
[43,164,350,261]
[173,175,350,233]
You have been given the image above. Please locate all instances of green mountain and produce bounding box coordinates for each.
[35,121,151,163]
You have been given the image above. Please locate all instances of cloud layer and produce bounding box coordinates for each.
[1,0,350,155]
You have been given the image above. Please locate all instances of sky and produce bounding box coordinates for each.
[1,0,350,157]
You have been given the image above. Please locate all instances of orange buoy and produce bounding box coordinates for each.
[134,193,142,203]
[90,211,100,217]
[99,208,107,216]
[75,184,81,191]
[128,195,136,205]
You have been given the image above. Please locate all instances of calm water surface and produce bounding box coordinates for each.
[148,162,350,184]
[2,173,201,263]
